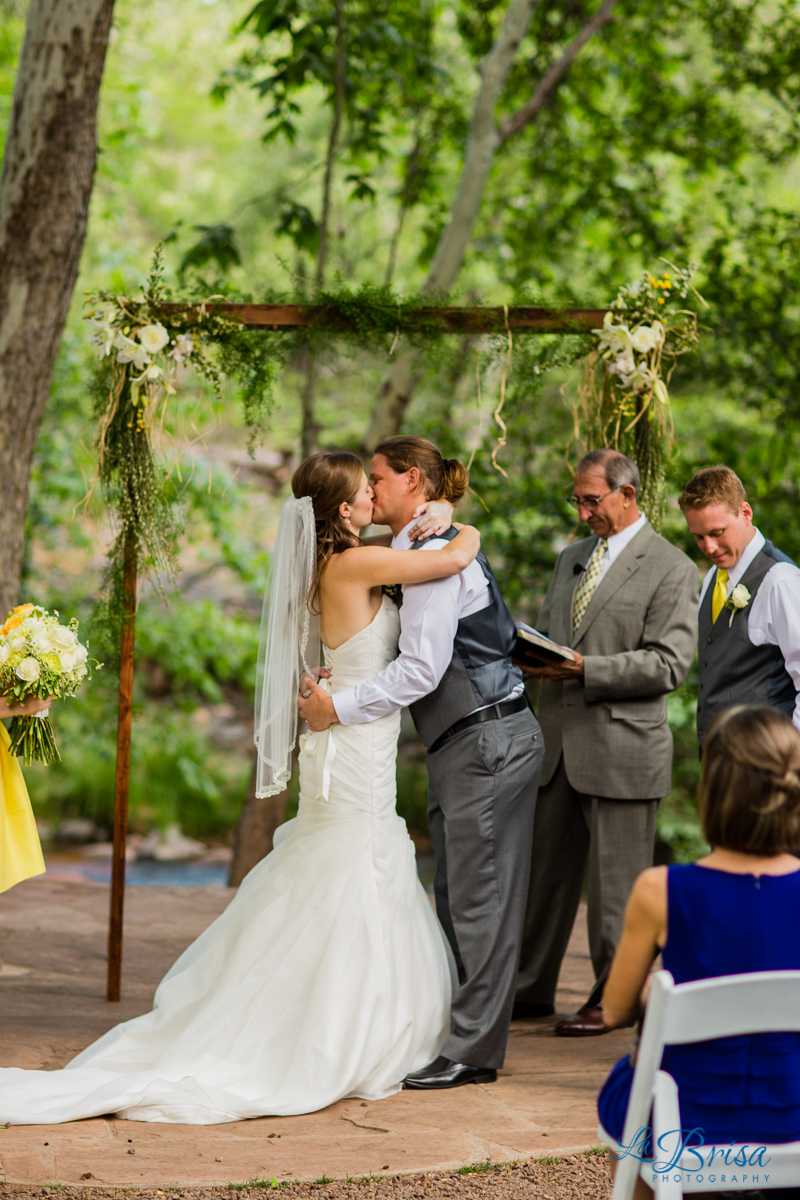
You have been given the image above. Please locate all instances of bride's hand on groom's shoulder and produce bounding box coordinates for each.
[407,500,454,542]
[298,679,338,731]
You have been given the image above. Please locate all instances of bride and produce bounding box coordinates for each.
[0,450,479,1125]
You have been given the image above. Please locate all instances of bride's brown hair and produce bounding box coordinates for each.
[373,435,469,504]
[292,451,364,612]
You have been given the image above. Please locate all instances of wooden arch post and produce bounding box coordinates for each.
[105,302,608,1000]
[107,527,137,1002]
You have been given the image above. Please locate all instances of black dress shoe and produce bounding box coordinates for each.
[403,1055,498,1089]
[511,1000,555,1020]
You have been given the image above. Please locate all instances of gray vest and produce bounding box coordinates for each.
[696,539,798,745]
[407,528,523,749]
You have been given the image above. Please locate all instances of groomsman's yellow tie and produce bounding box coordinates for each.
[711,568,729,624]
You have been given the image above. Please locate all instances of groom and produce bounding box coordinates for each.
[299,436,544,1089]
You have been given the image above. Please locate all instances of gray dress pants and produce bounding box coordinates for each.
[516,755,658,1011]
[426,706,543,1069]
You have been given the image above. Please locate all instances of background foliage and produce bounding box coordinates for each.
[5,0,800,861]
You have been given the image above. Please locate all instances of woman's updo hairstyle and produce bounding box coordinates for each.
[699,705,800,855]
[291,451,364,611]
[373,436,469,505]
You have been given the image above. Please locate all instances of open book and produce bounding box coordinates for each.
[513,621,576,667]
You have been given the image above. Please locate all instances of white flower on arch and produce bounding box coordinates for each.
[139,324,170,355]
[114,333,150,372]
[631,324,661,354]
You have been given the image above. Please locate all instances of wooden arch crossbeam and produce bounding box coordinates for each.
[159,303,609,332]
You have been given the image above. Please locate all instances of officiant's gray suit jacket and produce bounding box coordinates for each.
[537,522,698,800]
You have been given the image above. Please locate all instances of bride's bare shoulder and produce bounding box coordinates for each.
[325,545,377,571]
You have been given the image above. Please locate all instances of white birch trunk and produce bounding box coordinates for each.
[0,0,115,616]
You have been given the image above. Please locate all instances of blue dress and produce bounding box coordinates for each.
[598,862,800,1146]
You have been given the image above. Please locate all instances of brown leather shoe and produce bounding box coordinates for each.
[554,1005,611,1036]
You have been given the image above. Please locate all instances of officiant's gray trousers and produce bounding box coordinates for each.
[515,756,658,1011]
[426,706,543,1070]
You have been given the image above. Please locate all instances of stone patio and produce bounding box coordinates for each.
[0,878,628,1187]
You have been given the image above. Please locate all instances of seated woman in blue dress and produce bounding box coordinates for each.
[598,704,800,1199]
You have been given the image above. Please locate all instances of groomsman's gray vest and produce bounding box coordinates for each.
[408,527,523,750]
[697,539,798,745]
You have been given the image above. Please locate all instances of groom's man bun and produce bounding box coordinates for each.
[374,436,469,505]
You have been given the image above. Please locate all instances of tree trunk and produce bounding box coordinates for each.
[361,0,537,452]
[227,755,291,887]
[0,0,116,618]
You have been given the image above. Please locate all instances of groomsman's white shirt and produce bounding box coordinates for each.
[332,520,512,726]
[698,527,800,731]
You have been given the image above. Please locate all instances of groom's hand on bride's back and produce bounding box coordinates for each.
[298,679,339,731]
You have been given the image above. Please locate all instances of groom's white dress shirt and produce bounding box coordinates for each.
[699,527,800,730]
[332,520,512,726]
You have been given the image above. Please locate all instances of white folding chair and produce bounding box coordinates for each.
[599,969,800,1199]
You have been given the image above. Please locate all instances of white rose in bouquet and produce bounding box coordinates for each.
[0,642,8,666]
[59,648,78,672]
[50,625,77,652]
[59,644,88,673]
[6,628,28,652]
[25,618,54,654]
[139,324,170,355]
[15,657,41,683]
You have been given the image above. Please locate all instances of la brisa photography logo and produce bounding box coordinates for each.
[613,1126,772,1189]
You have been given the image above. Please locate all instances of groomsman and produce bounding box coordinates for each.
[515,450,698,1035]
[679,465,800,743]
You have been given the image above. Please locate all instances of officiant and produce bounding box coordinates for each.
[678,464,800,744]
[514,449,698,1036]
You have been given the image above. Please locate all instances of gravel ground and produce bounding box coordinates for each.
[0,1154,611,1200]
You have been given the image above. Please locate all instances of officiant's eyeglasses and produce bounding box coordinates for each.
[567,487,620,511]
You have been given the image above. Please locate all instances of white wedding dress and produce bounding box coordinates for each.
[0,597,452,1124]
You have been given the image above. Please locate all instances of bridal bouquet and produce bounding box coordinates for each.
[0,605,99,765]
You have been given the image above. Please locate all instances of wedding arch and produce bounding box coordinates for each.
[85,247,701,999]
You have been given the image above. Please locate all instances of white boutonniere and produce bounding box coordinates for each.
[724,583,751,627]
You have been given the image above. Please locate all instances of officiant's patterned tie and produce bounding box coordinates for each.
[711,567,729,624]
[572,539,608,635]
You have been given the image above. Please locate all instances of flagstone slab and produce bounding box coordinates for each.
[0,878,625,1186]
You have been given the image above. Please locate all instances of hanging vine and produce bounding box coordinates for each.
[572,262,705,528]
[84,246,284,648]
